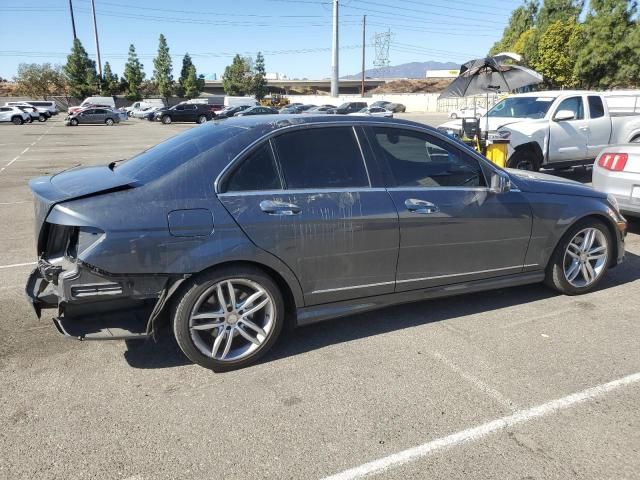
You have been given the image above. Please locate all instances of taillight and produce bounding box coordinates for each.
[598,152,628,171]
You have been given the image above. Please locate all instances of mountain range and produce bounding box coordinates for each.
[342,61,459,79]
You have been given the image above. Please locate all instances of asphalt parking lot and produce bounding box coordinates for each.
[1,114,639,480]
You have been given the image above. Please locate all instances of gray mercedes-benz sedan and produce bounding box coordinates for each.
[25,116,627,371]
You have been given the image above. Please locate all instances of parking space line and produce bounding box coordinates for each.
[0,124,54,174]
[430,351,518,411]
[0,200,29,205]
[321,371,640,480]
[0,261,36,269]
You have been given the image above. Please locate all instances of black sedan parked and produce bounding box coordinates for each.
[234,106,278,116]
[26,116,626,371]
[154,103,213,124]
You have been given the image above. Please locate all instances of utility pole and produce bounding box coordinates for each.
[91,0,103,81]
[331,0,339,97]
[69,0,77,40]
[361,15,366,97]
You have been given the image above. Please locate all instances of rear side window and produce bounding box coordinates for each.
[372,127,486,188]
[588,96,605,119]
[226,142,282,192]
[273,127,369,189]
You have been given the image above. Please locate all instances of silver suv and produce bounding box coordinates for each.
[0,106,30,125]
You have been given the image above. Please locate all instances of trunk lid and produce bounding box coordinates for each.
[29,165,137,244]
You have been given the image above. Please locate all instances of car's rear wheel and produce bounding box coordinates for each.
[38,115,47,122]
[105,118,114,126]
[12,116,24,125]
[450,113,458,119]
[197,114,207,124]
[162,115,172,124]
[507,149,540,171]
[69,118,79,126]
[545,218,612,295]
[25,116,33,123]
[172,266,285,371]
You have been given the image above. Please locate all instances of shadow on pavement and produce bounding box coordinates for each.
[123,250,640,370]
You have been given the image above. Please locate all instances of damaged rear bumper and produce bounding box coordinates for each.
[25,259,174,340]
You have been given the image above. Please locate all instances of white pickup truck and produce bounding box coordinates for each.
[442,90,640,171]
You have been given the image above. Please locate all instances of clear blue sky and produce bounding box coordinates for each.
[0,0,524,80]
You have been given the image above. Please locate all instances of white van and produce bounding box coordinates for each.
[124,99,165,114]
[5,100,58,115]
[69,96,116,114]
[224,96,257,107]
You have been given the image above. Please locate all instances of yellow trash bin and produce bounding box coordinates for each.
[485,139,509,168]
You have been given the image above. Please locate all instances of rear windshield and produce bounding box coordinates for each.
[116,123,244,182]
[487,96,556,119]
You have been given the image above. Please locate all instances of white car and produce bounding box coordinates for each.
[132,106,163,119]
[592,145,640,217]
[448,105,487,119]
[348,106,394,118]
[0,106,30,125]
[5,101,52,119]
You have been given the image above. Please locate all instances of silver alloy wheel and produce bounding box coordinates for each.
[563,227,608,288]
[198,115,207,124]
[189,278,276,361]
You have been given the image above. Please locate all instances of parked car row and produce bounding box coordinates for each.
[1,101,58,125]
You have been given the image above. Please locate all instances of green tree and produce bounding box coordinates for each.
[182,65,200,99]
[14,63,66,99]
[152,34,173,100]
[575,0,638,88]
[512,28,539,66]
[177,53,194,97]
[100,61,119,95]
[251,51,268,100]
[537,0,583,31]
[123,44,145,100]
[64,38,98,98]
[536,20,583,87]
[222,54,252,96]
[490,1,539,54]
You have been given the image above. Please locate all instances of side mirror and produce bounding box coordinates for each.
[490,171,512,194]
[554,110,575,122]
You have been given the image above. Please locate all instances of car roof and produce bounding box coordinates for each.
[211,114,435,132]
[509,90,603,98]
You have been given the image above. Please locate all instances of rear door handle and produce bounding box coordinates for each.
[404,198,439,214]
[259,199,301,216]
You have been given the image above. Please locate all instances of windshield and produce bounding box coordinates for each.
[487,96,556,119]
[337,103,351,109]
[116,123,243,182]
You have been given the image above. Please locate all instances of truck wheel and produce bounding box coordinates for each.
[12,116,24,125]
[507,149,540,171]
[172,265,285,372]
[545,218,612,295]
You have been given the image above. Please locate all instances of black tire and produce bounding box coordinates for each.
[172,265,285,372]
[450,113,458,119]
[197,114,207,124]
[38,115,47,122]
[507,149,540,171]
[25,116,33,124]
[12,116,24,125]
[631,135,640,144]
[70,118,79,126]
[544,218,612,295]
[162,115,172,124]
[105,118,114,126]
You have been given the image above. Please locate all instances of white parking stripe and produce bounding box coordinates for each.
[321,372,640,480]
[0,261,36,269]
[0,200,29,205]
[431,351,518,411]
[0,123,53,174]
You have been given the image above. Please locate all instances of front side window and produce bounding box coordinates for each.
[273,127,369,189]
[555,96,584,120]
[372,127,486,188]
[225,142,281,192]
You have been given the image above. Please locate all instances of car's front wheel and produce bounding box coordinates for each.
[545,218,612,295]
[162,115,172,124]
[172,266,285,371]
[450,113,457,119]
[69,118,79,126]
[38,115,47,122]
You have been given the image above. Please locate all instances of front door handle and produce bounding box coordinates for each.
[259,199,301,216]
[404,198,439,214]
